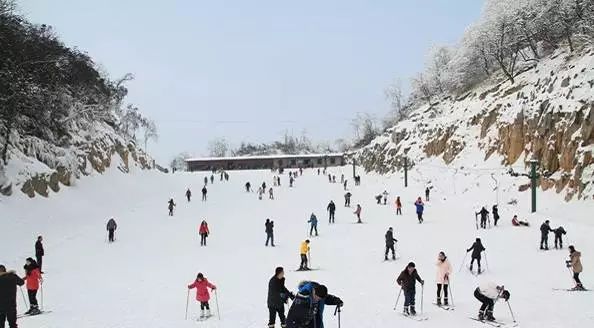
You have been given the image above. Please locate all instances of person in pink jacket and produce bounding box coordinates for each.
[435,251,452,306]
[188,273,217,319]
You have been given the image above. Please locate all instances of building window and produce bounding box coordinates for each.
[330,158,336,164]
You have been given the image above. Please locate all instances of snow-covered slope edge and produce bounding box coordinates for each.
[357,49,594,201]
[0,121,155,198]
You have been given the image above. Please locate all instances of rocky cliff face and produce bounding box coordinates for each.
[0,121,154,198]
[357,49,594,201]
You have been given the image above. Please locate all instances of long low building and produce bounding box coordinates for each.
[185,153,346,171]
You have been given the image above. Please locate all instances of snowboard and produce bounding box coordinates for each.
[18,310,52,319]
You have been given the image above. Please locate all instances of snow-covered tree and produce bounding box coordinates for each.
[208,138,230,157]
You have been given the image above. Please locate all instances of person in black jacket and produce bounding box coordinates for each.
[168,199,176,216]
[35,236,44,272]
[267,267,294,328]
[0,265,25,328]
[540,220,553,250]
[396,262,424,315]
[467,238,486,274]
[286,281,343,328]
[106,218,117,243]
[186,188,192,202]
[554,226,567,249]
[492,205,500,226]
[385,228,397,261]
[326,201,336,224]
[265,219,275,247]
[201,186,207,201]
[477,207,489,229]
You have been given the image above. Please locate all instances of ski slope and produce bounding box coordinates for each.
[1,166,593,328]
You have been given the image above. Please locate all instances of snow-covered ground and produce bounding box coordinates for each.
[1,165,593,328]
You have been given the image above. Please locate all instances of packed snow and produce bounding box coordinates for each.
[1,164,593,328]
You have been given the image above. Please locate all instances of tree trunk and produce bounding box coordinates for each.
[1,120,12,164]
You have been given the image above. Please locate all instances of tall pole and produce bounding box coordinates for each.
[352,158,356,179]
[404,157,408,188]
[530,160,538,213]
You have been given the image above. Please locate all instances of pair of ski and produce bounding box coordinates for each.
[469,317,506,327]
[552,288,590,292]
[197,314,213,322]
[400,313,428,321]
[433,303,455,311]
[295,268,320,272]
[17,310,52,319]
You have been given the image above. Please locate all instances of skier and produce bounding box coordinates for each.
[224,172,229,181]
[0,264,25,327]
[355,175,361,186]
[186,188,192,202]
[199,220,209,246]
[299,168,303,176]
[343,180,347,191]
[326,201,336,224]
[554,226,567,249]
[425,187,430,201]
[332,175,336,183]
[269,188,274,200]
[317,168,320,175]
[382,190,388,205]
[385,227,397,261]
[540,219,554,250]
[210,175,214,184]
[492,205,500,226]
[328,174,332,183]
[262,182,267,192]
[375,194,383,204]
[204,176,208,185]
[396,262,424,316]
[258,187,264,200]
[511,215,529,227]
[289,177,294,188]
[265,219,275,247]
[286,281,343,328]
[298,240,310,271]
[308,213,318,237]
[277,176,281,187]
[435,251,452,306]
[246,182,251,192]
[395,196,402,215]
[273,176,278,187]
[106,217,117,243]
[354,204,362,223]
[467,238,486,274]
[566,246,585,290]
[477,207,489,229]
[201,186,207,201]
[23,258,42,315]
[187,273,217,319]
[473,282,510,321]
[168,198,176,216]
[344,192,352,207]
[267,267,294,328]
[35,236,44,273]
[414,197,424,223]
[340,174,344,184]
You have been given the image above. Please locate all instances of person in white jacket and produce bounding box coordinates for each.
[474,282,510,321]
[435,251,452,306]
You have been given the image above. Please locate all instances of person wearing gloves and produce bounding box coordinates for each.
[435,251,452,306]
[188,273,217,319]
[566,246,585,290]
[267,267,294,328]
[286,281,343,328]
[473,282,510,321]
[396,262,424,316]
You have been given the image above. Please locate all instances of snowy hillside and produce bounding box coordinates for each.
[357,48,594,201]
[1,166,592,327]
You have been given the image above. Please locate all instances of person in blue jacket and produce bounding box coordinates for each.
[308,213,318,237]
[286,281,343,328]
[414,197,424,223]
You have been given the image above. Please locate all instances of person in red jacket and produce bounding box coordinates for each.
[23,258,42,315]
[188,273,217,319]
[199,221,210,246]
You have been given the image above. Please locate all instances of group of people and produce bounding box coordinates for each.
[0,256,44,327]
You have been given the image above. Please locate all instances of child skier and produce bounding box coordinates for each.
[554,226,567,249]
[395,196,402,215]
[298,240,310,271]
[354,204,362,223]
[435,251,452,306]
[467,238,486,274]
[23,258,42,315]
[168,198,176,216]
[199,220,209,246]
[397,262,424,315]
[473,282,510,321]
[188,273,217,319]
[566,246,585,290]
[414,198,424,223]
[308,213,318,237]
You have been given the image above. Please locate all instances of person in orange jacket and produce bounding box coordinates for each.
[395,197,402,215]
[23,258,42,315]
[188,273,217,319]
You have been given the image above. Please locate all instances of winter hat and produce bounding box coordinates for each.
[314,284,328,298]
[407,262,416,268]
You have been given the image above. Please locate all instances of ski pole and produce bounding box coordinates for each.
[40,282,44,311]
[447,280,454,306]
[334,305,342,328]
[483,251,489,272]
[19,286,28,309]
[506,301,517,323]
[185,289,189,320]
[457,252,469,273]
[421,283,424,315]
[308,250,312,269]
[393,287,402,310]
[215,289,221,320]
